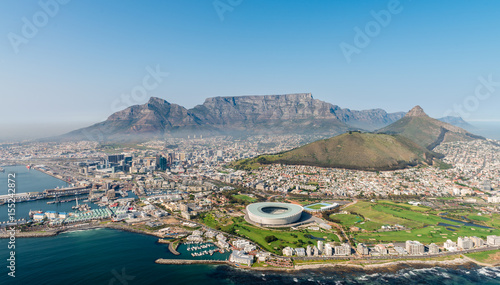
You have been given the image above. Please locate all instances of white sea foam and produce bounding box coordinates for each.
[478,267,494,277]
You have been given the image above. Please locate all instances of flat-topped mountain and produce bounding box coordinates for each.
[233,132,443,171]
[61,94,405,141]
[377,106,484,150]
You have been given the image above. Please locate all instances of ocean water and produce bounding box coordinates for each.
[469,122,500,140]
[0,228,500,284]
[0,165,69,195]
[0,165,80,222]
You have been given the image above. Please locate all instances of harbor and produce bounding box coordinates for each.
[185,242,221,257]
[0,165,137,222]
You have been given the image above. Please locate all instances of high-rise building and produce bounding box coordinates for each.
[375,244,388,255]
[124,156,133,164]
[444,239,457,251]
[335,243,351,256]
[282,247,294,256]
[457,237,473,250]
[324,243,333,256]
[156,155,167,171]
[143,157,157,168]
[107,154,124,164]
[179,152,186,161]
[406,240,424,255]
[357,243,369,255]
[295,248,306,257]
[471,236,484,247]
[313,246,319,256]
[428,243,439,254]
[317,240,324,253]
[487,235,500,246]
[306,245,312,256]
[229,250,253,266]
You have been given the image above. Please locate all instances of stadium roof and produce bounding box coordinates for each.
[246,202,303,219]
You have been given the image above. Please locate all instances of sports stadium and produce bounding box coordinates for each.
[246,202,303,226]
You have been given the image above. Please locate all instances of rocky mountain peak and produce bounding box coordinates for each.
[405,105,428,117]
[148,97,169,105]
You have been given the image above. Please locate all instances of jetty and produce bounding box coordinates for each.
[157,239,181,255]
[157,238,170,244]
[155,259,228,265]
[168,242,181,255]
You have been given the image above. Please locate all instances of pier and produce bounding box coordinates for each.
[0,186,91,203]
[43,186,90,196]
[155,259,229,265]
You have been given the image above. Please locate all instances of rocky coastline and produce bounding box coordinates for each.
[2,224,499,271]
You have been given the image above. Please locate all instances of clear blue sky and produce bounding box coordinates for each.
[1,0,500,140]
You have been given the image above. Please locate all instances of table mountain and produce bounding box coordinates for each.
[61,94,406,141]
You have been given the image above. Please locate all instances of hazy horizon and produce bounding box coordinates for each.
[2,0,500,141]
[1,113,499,142]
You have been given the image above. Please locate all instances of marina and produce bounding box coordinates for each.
[186,242,220,257]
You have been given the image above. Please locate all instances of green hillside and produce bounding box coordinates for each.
[234,132,443,171]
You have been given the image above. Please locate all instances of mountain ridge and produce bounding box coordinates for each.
[377,106,484,150]
[61,94,406,141]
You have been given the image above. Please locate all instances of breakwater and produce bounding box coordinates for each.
[157,239,181,255]
[155,259,229,265]
[169,242,181,255]
[0,222,164,239]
